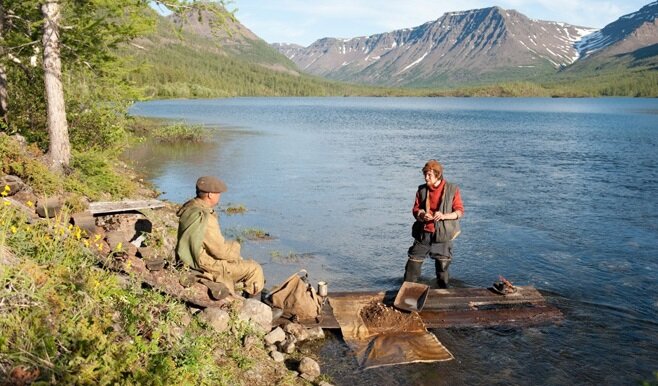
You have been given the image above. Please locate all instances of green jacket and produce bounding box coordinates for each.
[175,198,211,269]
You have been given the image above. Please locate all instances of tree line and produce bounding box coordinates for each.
[0,0,234,173]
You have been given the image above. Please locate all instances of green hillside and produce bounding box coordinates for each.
[122,9,658,98]
[122,12,395,99]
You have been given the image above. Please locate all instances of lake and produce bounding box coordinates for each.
[128,97,658,385]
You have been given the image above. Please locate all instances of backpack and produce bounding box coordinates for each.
[267,270,323,321]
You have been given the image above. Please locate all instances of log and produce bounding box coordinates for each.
[88,199,165,215]
[310,287,562,329]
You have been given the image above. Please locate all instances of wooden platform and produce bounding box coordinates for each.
[311,286,562,329]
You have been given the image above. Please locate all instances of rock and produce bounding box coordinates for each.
[105,231,129,251]
[270,351,285,363]
[266,344,277,353]
[199,307,230,333]
[300,373,317,382]
[237,299,272,332]
[138,246,155,259]
[70,211,98,238]
[279,338,296,354]
[307,326,325,340]
[264,327,286,345]
[284,322,310,342]
[36,196,63,218]
[318,381,335,386]
[298,357,321,380]
[0,175,24,196]
[243,334,260,349]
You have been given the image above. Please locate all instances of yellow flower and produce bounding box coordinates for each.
[115,242,123,251]
[3,185,9,192]
[74,228,82,240]
[94,234,102,241]
[68,224,73,231]
[10,226,17,234]
[83,240,90,247]
[26,200,34,207]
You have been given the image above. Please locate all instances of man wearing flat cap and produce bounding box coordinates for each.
[176,176,264,298]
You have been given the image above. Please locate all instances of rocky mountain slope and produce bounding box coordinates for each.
[576,1,658,58]
[274,3,658,87]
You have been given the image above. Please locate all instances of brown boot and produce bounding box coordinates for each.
[200,279,231,301]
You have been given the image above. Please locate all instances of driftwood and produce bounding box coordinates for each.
[310,287,562,329]
[88,199,165,215]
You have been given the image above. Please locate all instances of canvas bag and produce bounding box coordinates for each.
[434,182,461,243]
[268,270,323,320]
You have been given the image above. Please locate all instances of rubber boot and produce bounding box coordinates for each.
[435,257,452,289]
[404,259,423,282]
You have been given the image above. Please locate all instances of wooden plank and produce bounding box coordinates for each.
[309,287,562,329]
[88,199,165,215]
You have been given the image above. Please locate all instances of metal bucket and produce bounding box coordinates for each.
[393,281,430,312]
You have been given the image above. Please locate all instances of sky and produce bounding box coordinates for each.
[230,0,654,46]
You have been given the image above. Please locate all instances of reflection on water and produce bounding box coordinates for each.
[128,97,658,385]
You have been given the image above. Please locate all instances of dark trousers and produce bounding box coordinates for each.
[405,231,453,288]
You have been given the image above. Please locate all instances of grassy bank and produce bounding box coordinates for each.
[0,133,304,385]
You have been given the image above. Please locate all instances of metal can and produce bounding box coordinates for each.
[317,281,328,297]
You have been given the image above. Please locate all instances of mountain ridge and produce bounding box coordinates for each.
[273,3,658,87]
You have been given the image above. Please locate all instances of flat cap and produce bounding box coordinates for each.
[196,176,227,193]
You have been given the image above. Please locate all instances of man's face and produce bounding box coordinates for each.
[210,192,221,206]
[424,170,439,186]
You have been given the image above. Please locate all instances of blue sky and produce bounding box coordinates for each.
[231,0,654,46]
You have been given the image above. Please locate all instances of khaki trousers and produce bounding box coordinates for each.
[198,253,265,295]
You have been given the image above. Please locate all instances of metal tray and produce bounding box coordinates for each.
[394,281,430,312]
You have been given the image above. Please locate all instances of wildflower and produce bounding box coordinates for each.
[10,226,17,234]
[74,228,82,240]
[26,200,34,207]
[115,242,123,251]
[3,201,9,206]
[68,224,73,231]
[1,185,9,197]
[94,234,102,241]
[83,240,90,247]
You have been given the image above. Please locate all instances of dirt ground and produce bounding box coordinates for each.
[359,300,425,333]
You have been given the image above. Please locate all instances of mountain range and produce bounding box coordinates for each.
[273,2,658,87]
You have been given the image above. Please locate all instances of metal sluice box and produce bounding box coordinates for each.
[393,281,430,312]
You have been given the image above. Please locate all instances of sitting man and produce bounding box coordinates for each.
[176,176,264,299]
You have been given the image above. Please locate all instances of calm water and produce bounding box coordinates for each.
[128,97,658,385]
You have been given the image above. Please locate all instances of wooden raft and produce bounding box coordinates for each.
[312,286,562,329]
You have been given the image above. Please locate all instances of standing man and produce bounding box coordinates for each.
[405,160,464,288]
[176,176,264,298]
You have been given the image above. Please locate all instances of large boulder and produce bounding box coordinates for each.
[298,357,321,380]
[237,299,272,332]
